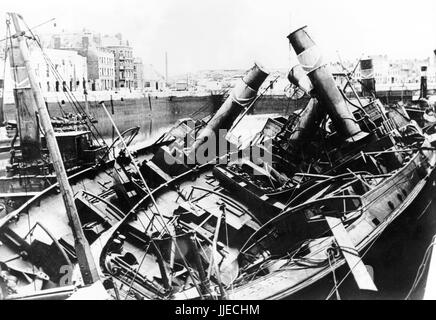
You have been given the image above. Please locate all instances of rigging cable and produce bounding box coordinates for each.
[6,17,37,290]
[327,247,341,300]
[404,234,436,300]
[21,19,106,147]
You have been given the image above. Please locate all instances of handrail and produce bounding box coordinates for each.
[91,152,238,275]
[239,194,363,254]
[285,171,370,209]
[190,185,262,225]
[23,221,72,269]
[81,190,126,222]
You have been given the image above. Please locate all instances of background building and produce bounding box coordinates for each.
[83,47,115,91]
[133,57,144,89]
[143,64,166,91]
[41,29,102,50]
[30,47,88,93]
[41,29,134,91]
[344,55,436,89]
[105,44,134,89]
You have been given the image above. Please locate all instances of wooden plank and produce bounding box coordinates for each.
[325,215,377,292]
[0,191,39,198]
[146,160,172,182]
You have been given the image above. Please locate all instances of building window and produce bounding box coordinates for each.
[47,81,50,92]
[55,81,60,92]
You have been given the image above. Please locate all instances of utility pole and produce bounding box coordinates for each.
[9,12,100,285]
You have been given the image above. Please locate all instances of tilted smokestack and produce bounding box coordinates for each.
[286,64,324,147]
[287,26,367,143]
[420,65,428,99]
[360,58,376,97]
[287,98,324,147]
[288,64,314,95]
[191,62,269,152]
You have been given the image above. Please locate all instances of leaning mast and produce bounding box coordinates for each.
[8,12,100,286]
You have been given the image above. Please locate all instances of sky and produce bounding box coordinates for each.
[1,0,436,76]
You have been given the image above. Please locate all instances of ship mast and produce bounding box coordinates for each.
[0,44,6,126]
[8,12,100,285]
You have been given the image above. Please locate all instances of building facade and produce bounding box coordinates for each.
[143,64,166,91]
[133,58,144,89]
[41,30,128,91]
[30,47,88,93]
[43,29,102,50]
[105,45,134,89]
[83,47,115,91]
[353,55,436,88]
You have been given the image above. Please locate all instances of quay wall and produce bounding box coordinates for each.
[2,89,423,138]
[3,94,297,123]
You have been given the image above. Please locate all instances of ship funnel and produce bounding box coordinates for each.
[419,65,428,99]
[288,64,314,95]
[287,98,324,147]
[287,26,367,142]
[360,58,376,97]
[191,62,269,151]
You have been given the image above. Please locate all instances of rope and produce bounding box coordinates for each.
[237,168,426,287]
[324,212,390,300]
[0,17,56,43]
[21,19,106,147]
[405,235,436,300]
[327,248,341,300]
[228,75,280,133]
[102,102,209,299]
[38,49,105,146]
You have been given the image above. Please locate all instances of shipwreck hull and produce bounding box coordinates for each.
[228,144,436,299]
[0,135,169,298]
[79,120,436,301]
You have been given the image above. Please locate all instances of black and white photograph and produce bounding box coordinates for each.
[1,0,436,307]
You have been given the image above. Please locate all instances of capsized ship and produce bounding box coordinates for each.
[0,12,176,299]
[81,27,436,300]
[1,24,436,300]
